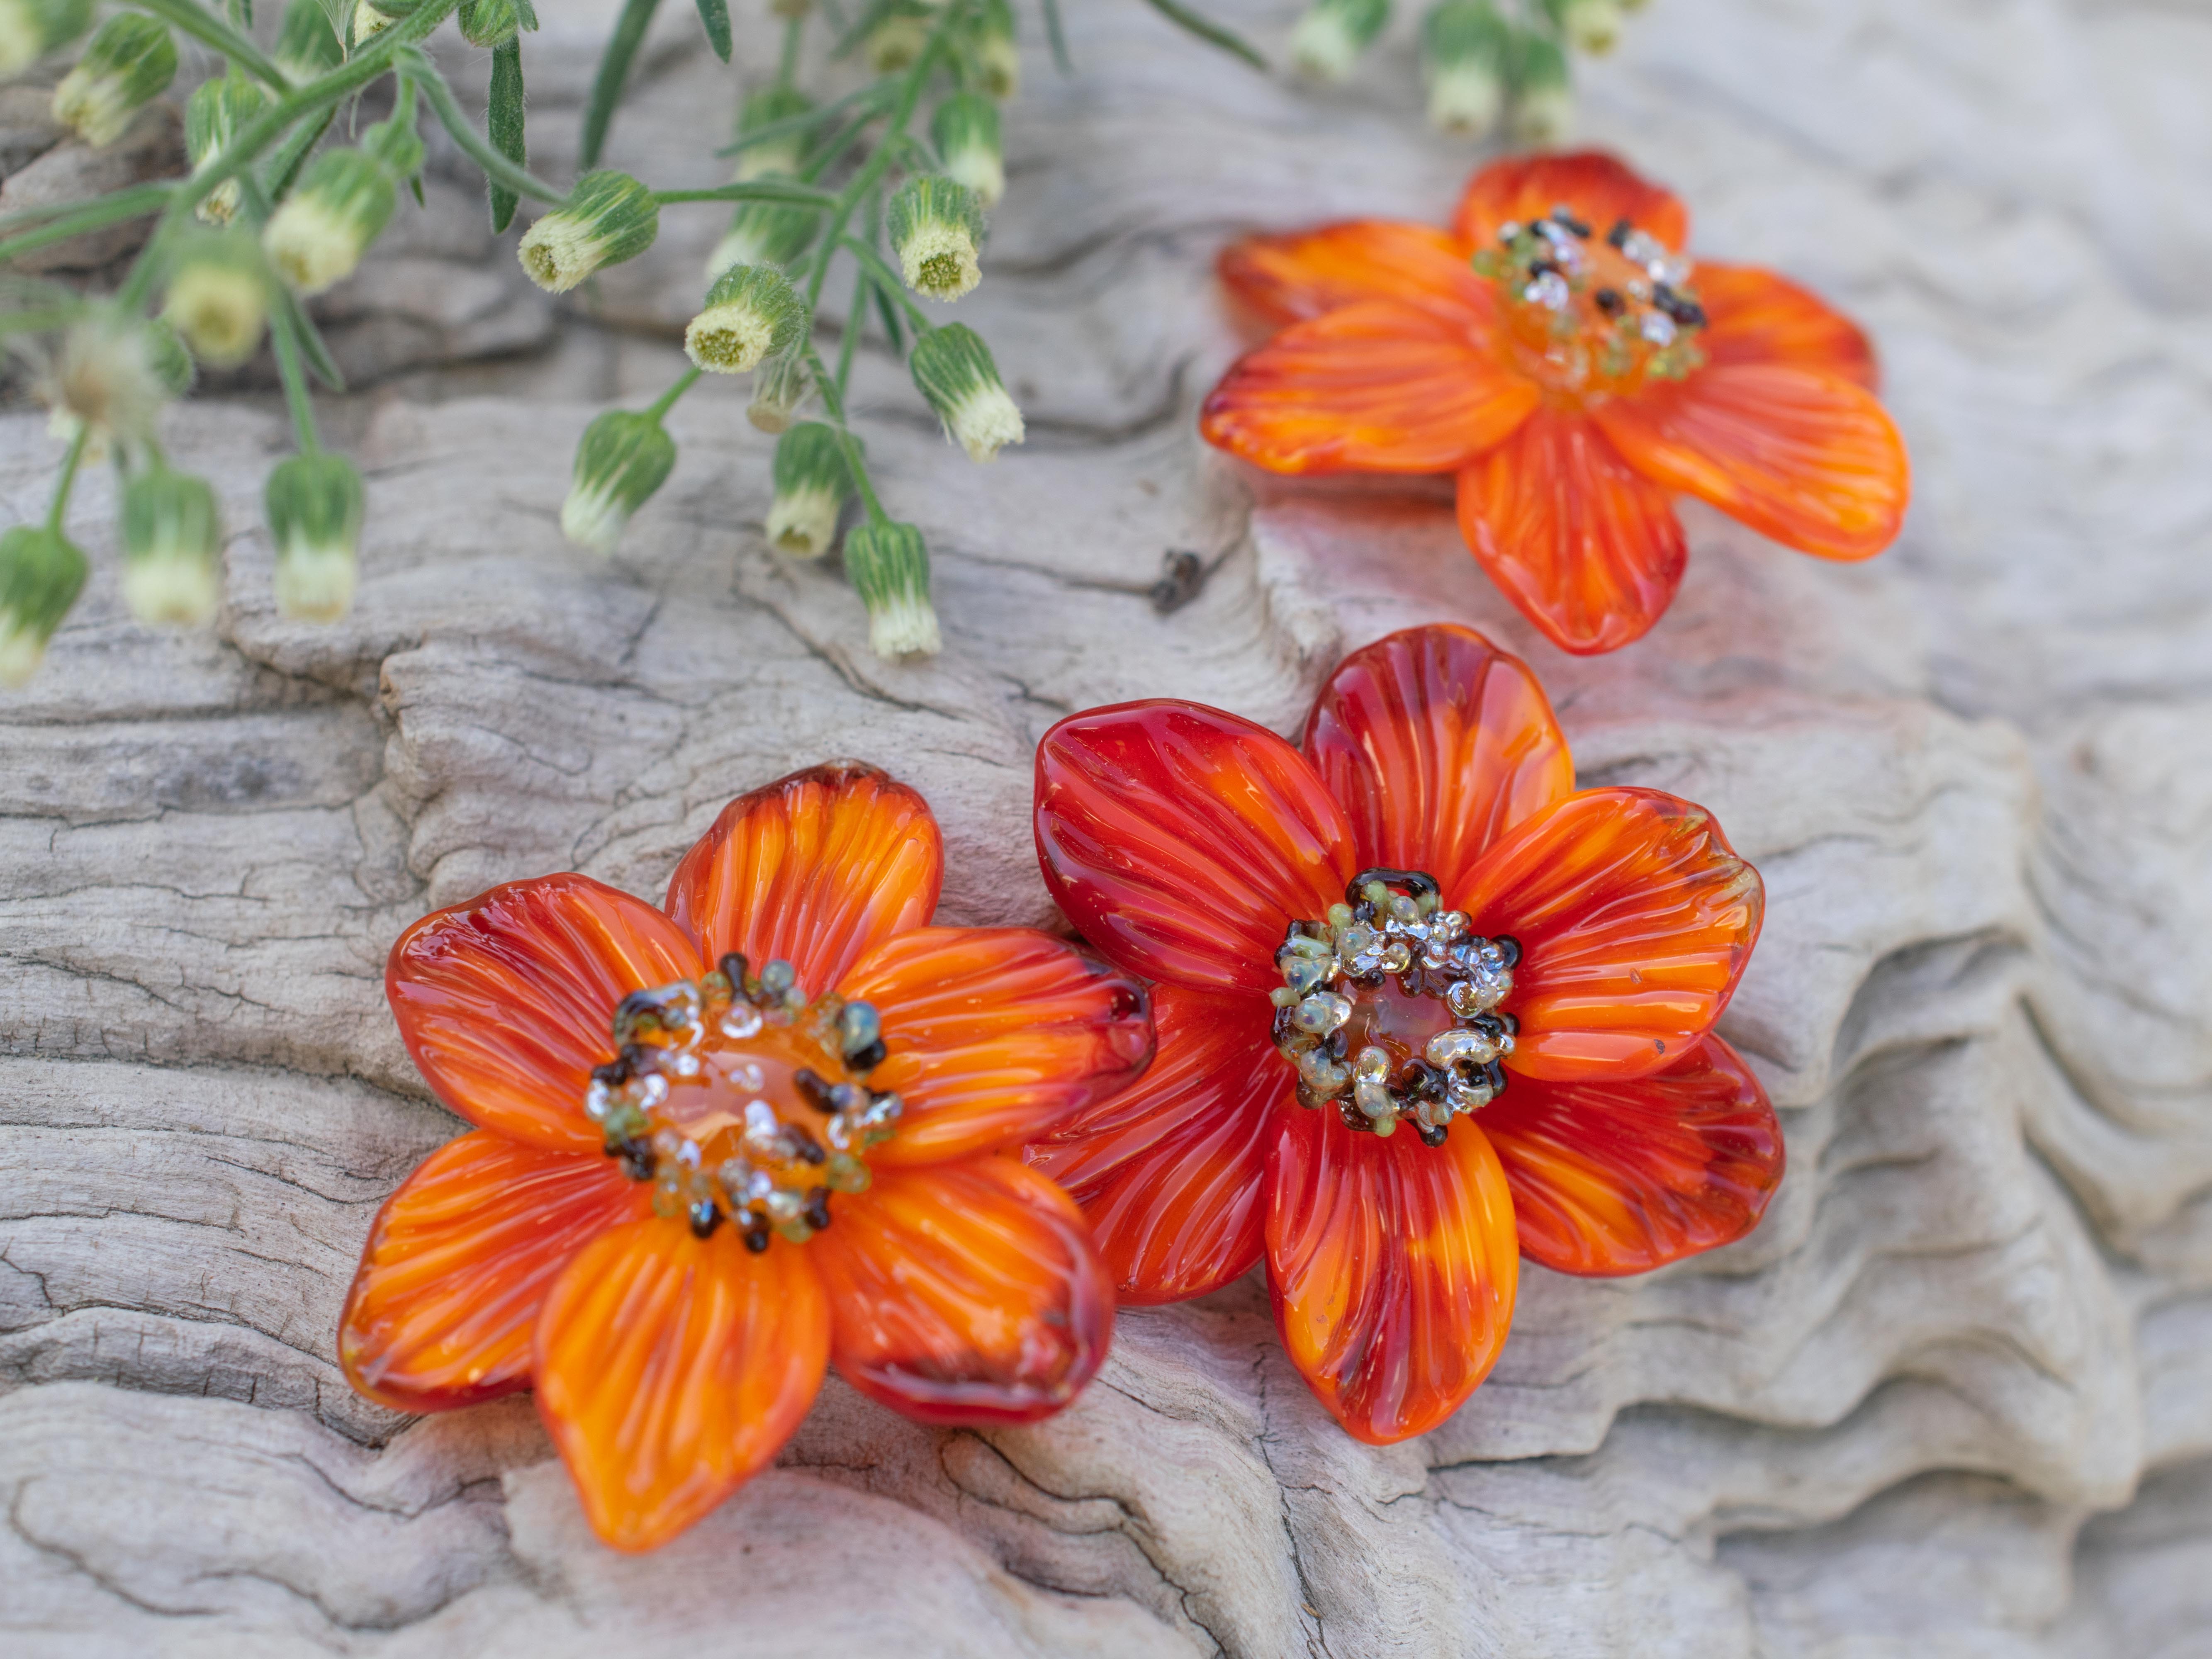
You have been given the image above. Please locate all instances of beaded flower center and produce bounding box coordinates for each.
[1473,206,1708,397]
[584,953,900,1250]
[1270,870,1520,1146]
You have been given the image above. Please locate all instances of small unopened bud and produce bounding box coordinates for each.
[932,93,1003,208]
[685,264,807,375]
[263,149,396,296]
[518,171,659,295]
[973,0,1019,99]
[186,69,265,228]
[351,0,397,47]
[842,520,939,659]
[1421,2,1508,137]
[746,352,810,433]
[162,236,267,369]
[908,325,1023,463]
[734,85,813,183]
[273,0,342,82]
[0,0,90,78]
[1290,0,1388,82]
[121,466,223,626]
[887,176,984,302]
[265,452,363,621]
[1509,31,1573,145]
[1560,0,1621,54]
[52,315,180,448]
[765,423,853,559]
[866,7,929,73]
[363,112,424,182]
[562,411,674,555]
[705,199,820,280]
[0,525,87,686]
[457,0,522,48]
[51,14,175,149]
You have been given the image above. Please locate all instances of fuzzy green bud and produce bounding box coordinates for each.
[842,520,939,659]
[52,315,180,451]
[887,176,984,302]
[1509,30,1573,145]
[1421,2,1508,137]
[364,112,424,182]
[121,466,223,626]
[685,264,806,376]
[0,526,87,686]
[458,0,522,47]
[351,0,397,48]
[162,234,268,369]
[746,351,810,434]
[973,0,1018,99]
[866,5,930,74]
[706,199,820,280]
[265,452,363,621]
[51,14,175,149]
[518,171,659,295]
[185,69,265,228]
[908,324,1023,464]
[273,0,342,82]
[0,0,90,77]
[562,411,674,554]
[1560,0,1621,52]
[765,422,853,559]
[1290,0,1388,82]
[263,148,396,296]
[931,93,1003,209]
[734,84,813,183]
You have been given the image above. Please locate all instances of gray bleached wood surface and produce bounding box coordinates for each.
[3,0,2210,1653]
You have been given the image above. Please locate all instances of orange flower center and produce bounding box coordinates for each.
[1474,206,1708,399]
[1270,868,1519,1146]
[584,954,899,1250]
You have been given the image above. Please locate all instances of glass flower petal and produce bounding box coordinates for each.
[1696,262,1879,389]
[664,763,943,999]
[387,872,706,1154]
[810,1157,1115,1425]
[1450,150,1689,254]
[1217,219,1499,326]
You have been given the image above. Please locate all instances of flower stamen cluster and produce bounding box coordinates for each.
[1474,205,1708,393]
[1270,868,1520,1145]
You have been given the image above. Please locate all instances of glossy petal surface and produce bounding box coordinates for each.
[1455,409,1690,655]
[812,1158,1115,1425]
[535,1217,828,1552]
[1265,1104,1518,1444]
[1026,984,1281,1304]
[1217,219,1497,327]
[1035,700,1356,995]
[840,926,1154,1168]
[1696,263,1880,389]
[339,1132,650,1412]
[664,763,943,998]
[387,873,706,1154]
[1305,622,1574,882]
[1596,364,1909,561]
[1451,150,1689,255]
[1200,300,1540,476]
[1461,787,1763,1081]
[1483,1035,1783,1276]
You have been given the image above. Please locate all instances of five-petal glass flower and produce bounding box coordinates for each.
[1027,623,1783,1443]
[340,765,1151,1551]
[1201,152,1910,654]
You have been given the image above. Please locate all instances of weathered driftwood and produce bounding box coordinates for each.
[3,1,2209,1653]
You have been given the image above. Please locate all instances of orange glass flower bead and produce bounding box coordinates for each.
[340,764,1152,1552]
[1201,152,1910,655]
[1027,624,1784,1445]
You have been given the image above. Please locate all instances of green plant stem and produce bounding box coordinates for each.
[839,236,932,331]
[0,187,173,264]
[777,10,802,84]
[834,265,866,394]
[270,303,321,452]
[45,424,89,533]
[404,51,569,202]
[646,367,701,421]
[580,0,661,169]
[1042,0,1071,74]
[713,82,885,159]
[133,0,295,92]
[803,344,883,523]
[261,105,335,203]
[649,180,836,207]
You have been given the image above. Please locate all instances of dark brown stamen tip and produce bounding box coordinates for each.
[1607,218,1632,249]
[742,1219,771,1253]
[786,1121,828,1165]
[688,1198,721,1238]
[794,1068,837,1112]
[1595,287,1624,315]
[802,1186,832,1231]
[845,1037,887,1073]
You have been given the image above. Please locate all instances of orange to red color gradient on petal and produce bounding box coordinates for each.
[339,764,1151,1552]
[1027,623,1782,1444]
[1200,151,1910,655]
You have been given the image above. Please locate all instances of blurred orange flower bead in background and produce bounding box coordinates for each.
[1201,152,1910,654]
[339,765,1152,1551]
[1027,624,1784,1444]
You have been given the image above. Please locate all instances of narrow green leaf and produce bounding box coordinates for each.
[1138,0,1265,68]
[277,285,346,392]
[513,0,537,27]
[869,277,905,354]
[692,0,730,62]
[487,37,525,233]
[1041,0,1072,73]
[581,0,662,169]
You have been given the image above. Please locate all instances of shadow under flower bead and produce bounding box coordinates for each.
[1026,623,1781,1444]
[340,763,1152,1552]
[1200,151,1910,654]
